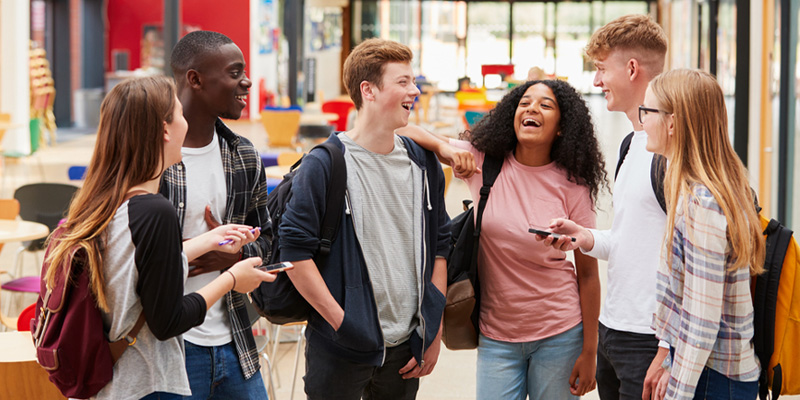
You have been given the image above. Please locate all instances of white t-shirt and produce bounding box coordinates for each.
[584,131,667,335]
[180,133,232,346]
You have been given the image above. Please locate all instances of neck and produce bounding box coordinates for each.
[626,79,649,132]
[514,143,551,166]
[179,92,217,148]
[128,178,160,195]
[348,109,398,154]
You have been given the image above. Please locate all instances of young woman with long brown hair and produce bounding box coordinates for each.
[641,69,764,400]
[44,76,275,400]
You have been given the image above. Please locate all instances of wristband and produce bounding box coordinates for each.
[226,270,237,292]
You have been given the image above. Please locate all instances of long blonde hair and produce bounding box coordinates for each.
[45,76,176,311]
[650,69,764,274]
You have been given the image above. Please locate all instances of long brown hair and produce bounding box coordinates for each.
[45,76,176,310]
[650,69,764,274]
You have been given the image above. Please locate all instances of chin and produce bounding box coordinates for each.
[220,110,243,120]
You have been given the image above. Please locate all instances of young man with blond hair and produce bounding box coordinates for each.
[279,38,449,399]
[544,14,670,400]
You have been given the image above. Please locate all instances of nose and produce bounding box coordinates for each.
[411,84,421,97]
[592,71,602,88]
[241,73,253,89]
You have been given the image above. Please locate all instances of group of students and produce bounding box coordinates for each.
[43,12,763,400]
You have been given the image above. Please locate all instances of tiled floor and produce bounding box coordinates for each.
[3,96,792,399]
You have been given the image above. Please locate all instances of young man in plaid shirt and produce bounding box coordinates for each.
[160,31,271,399]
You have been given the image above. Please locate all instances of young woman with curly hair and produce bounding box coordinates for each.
[400,79,608,400]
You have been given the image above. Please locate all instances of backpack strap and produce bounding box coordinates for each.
[473,154,503,237]
[614,132,634,179]
[109,314,146,363]
[615,132,667,214]
[650,154,667,214]
[313,140,347,259]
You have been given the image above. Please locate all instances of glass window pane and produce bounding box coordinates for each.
[465,2,510,88]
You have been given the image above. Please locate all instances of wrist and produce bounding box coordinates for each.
[579,229,595,252]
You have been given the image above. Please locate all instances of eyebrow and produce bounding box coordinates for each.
[227,62,245,70]
[520,94,556,103]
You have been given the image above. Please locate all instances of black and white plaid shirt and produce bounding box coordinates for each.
[160,118,272,379]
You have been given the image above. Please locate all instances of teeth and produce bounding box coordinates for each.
[401,103,412,110]
[523,118,541,127]
[236,95,248,100]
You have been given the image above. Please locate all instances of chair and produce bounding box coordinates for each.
[321,100,355,131]
[12,183,79,277]
[67,165,87,181]
[16,303,36,332]
[0,199,38,331]
[261,109,302,148]
[268,321,307,399]
[277,151,303,167]
[463,110,486,129]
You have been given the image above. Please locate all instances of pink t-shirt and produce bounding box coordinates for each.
[451,139,596,342]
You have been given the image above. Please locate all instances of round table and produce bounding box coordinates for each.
[0,220,49,244]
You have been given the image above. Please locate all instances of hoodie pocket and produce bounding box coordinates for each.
[332,286,382,352]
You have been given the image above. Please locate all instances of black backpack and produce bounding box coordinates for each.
[616,132,667,213]
[250,140,346,325]
[441,155,502,350]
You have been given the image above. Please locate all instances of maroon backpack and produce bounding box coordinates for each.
[31,226,144,399]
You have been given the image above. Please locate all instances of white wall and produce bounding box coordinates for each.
[0,0,31,154]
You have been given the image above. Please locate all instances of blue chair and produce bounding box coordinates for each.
[266,178,282,194]
[68,165,87,180]
[464,110,486,128]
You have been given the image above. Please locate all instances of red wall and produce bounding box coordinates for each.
[106,0,250,76]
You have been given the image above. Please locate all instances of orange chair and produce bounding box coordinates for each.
[321,100,355,131]
[261,110,301,148]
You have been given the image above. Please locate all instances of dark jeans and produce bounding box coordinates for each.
[304,340,419,400]
[692,363,758,399]
[596,323,660,400]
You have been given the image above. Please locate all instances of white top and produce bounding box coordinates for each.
[181,133,233,346]
[584,131,667,335]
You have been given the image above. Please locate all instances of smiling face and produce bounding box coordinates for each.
[514,83,561,150]
[593,50,636,114]
[368,62,420,130]
[642,86,671,156]
[197,43,252,120]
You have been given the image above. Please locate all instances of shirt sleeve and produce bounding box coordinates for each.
[128,196,207,341]
[279,149,331,262]
[667,192,728,400]
[240,145,273,263]
[449,139,485,186]
[583,228,611,260]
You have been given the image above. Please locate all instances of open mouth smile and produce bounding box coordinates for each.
[522,118,542,127]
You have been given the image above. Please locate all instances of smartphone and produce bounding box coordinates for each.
[256,261,294,273]
[528,228,577,242]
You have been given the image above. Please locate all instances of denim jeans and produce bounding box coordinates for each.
[142,392,183,400]
[304,340,419,400]
[183,341,268,400]
[596,323,660,400]
[691,367,758,400]
[476,323,584,400]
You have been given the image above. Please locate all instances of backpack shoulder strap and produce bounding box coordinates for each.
[315,140,347,257]
[651,154,667,214]
[474,154,503,236]
[615,132,634,179]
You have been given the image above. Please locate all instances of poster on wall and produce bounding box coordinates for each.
[259,0,275,54]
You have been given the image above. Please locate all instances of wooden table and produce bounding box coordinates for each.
[265,165,291,179]
[300,112,338,125]
[0,220,49,243]
[0,331,67,399]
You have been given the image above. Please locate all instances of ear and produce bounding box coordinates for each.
[163,121,172,142]
[186,69,202,90]
[627,58,640,82]
[360,80,376,103]
[666,113,675,136]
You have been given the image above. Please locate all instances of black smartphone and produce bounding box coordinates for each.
[257,261,294,273]
[528,228,577,242]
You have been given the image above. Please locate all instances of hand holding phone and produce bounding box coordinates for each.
[218,227,260,246]
[528,228,577,242]
[256,261,294,273]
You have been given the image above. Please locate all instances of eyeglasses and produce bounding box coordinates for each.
[638,105,664,125]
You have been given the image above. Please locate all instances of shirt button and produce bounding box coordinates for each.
[179,202,184,208]
[177,165,182,171]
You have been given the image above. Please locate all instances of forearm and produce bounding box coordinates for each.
[575,254,600,354]
[182,233,214,262]
[397,125,450,155]
[285,259,344,329]
[431,257,447,297]
[195,272,236,311]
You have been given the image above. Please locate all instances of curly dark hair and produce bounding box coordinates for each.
[462,80,608,202]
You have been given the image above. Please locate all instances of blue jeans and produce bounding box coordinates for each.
[476,324,584,400]
[183,341,268,400]
[596,323,660,400]
[691,367,758,400]
[142,392,182,400]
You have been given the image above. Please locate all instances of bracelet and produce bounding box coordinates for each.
[226,270,237,292]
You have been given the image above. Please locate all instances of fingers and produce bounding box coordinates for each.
[398,358,417,376]
[204,205,221,229]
